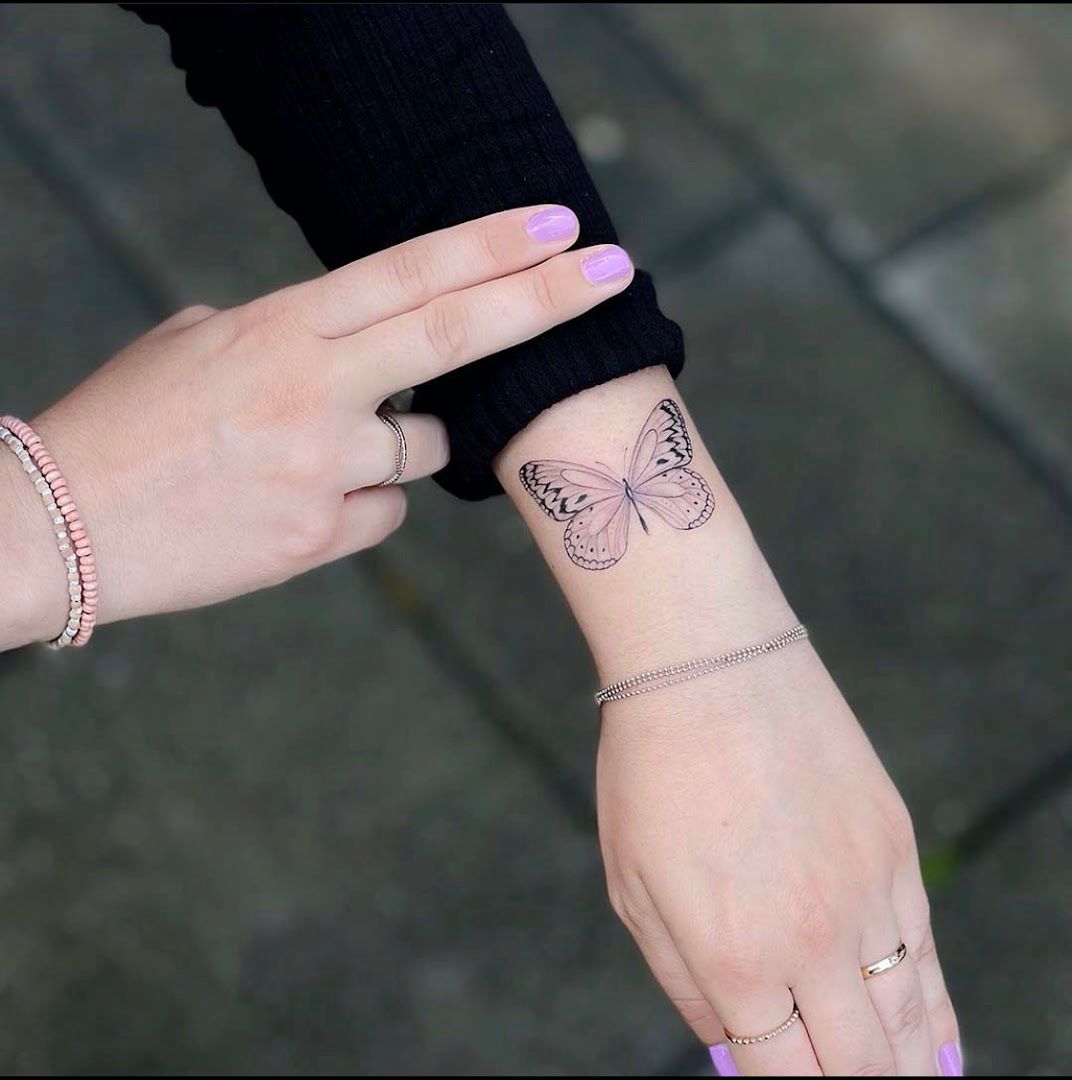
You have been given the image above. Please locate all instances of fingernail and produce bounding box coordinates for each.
[938,1041,963,1076]
[524,205,578,243]
[708,1044,739,1077]
[581,244,633,285]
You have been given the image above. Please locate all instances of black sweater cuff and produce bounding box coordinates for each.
[125,2,685,499]
[414,270,682,498]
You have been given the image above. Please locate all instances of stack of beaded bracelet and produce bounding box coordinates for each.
[0,416,97,648]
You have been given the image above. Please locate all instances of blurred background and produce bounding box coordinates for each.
[1,3,1070,1074]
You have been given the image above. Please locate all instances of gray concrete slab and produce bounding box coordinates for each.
[663,213,1072,854]
[934,803,1072,1075]
[0,3,319,308]
[878,164,1072,488]
[621,4,1072,259]
[0,563,687,1075]
[0,124,150,418]
[509,3,754,266]
[388,482,600,792]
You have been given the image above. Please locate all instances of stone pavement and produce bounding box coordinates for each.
[0,3,1069,1075]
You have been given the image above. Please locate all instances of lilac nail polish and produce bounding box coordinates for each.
[939,1041,963,1077]
[709,1044,739,1077]
[525,206,578,243]
[581,245,633,285]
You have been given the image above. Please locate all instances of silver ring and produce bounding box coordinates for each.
[377,410,407,486]
[862,942,908,980]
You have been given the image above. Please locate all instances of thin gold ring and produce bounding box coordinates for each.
[862,942,908,980]
[376,410,407,486]
[725,1005,801,1047]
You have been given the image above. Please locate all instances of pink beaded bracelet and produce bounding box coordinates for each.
[0,416,97,648]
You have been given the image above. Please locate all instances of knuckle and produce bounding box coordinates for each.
[671,993,718,1029]
[192,303,243,353]
[276,438,336,489]
[355,488,408,551]
[795,893,839,952]
[904,894,933,943]
[253,366,331,431]
[705,939,763,994]
[280,506,338,565]
[883,801,917,857]
[152,303,220,338]
[606,882,648,935]
[385,240,436,305]
[928,995,959,1040]
[606,886,635,929]
[889,993,928,1041]
[421,298,470,368]
[849,1059,895,1077]
[177,303,217,323]
[699,908,762,990]
[235,289,291,331]
[911,925,939,968]
[529,266,560,318]
[475,217,513,268]
[227,292,310,355]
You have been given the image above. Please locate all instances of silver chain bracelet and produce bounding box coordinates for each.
[595,624,809,705]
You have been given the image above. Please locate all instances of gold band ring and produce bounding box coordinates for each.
[862,942,908,980]
[725,1005,801,1047]
[376,410,407,486]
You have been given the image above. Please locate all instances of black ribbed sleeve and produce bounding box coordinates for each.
[125,3,684,499]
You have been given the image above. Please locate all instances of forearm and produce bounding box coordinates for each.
[493,366,798,680]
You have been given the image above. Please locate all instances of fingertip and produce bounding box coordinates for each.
[709,1044,739,1076]
[938,1041,963,1077]
[580,244,634,287]
[524,204,580,245]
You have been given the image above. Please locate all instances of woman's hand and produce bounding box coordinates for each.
[492,367,961,1076]
[12,206,633,639]
[597,624,961,1077]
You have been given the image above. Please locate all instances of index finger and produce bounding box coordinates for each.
[343,243,634,398]
[290,204,580,338]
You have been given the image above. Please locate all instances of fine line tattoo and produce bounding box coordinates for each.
[520,399,715,570]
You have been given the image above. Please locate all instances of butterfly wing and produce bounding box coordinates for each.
[520,404,709,569]
[564,492,632,570]
[627,399,694,489]
[633,467,715,530]
[519,460,623,521]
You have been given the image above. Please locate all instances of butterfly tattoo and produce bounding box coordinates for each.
[520,399,715,570]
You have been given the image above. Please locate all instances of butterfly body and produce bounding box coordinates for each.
[621,479,651,535]
[520,399,714,570]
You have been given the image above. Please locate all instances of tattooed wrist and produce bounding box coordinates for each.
[519,399,714,571]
